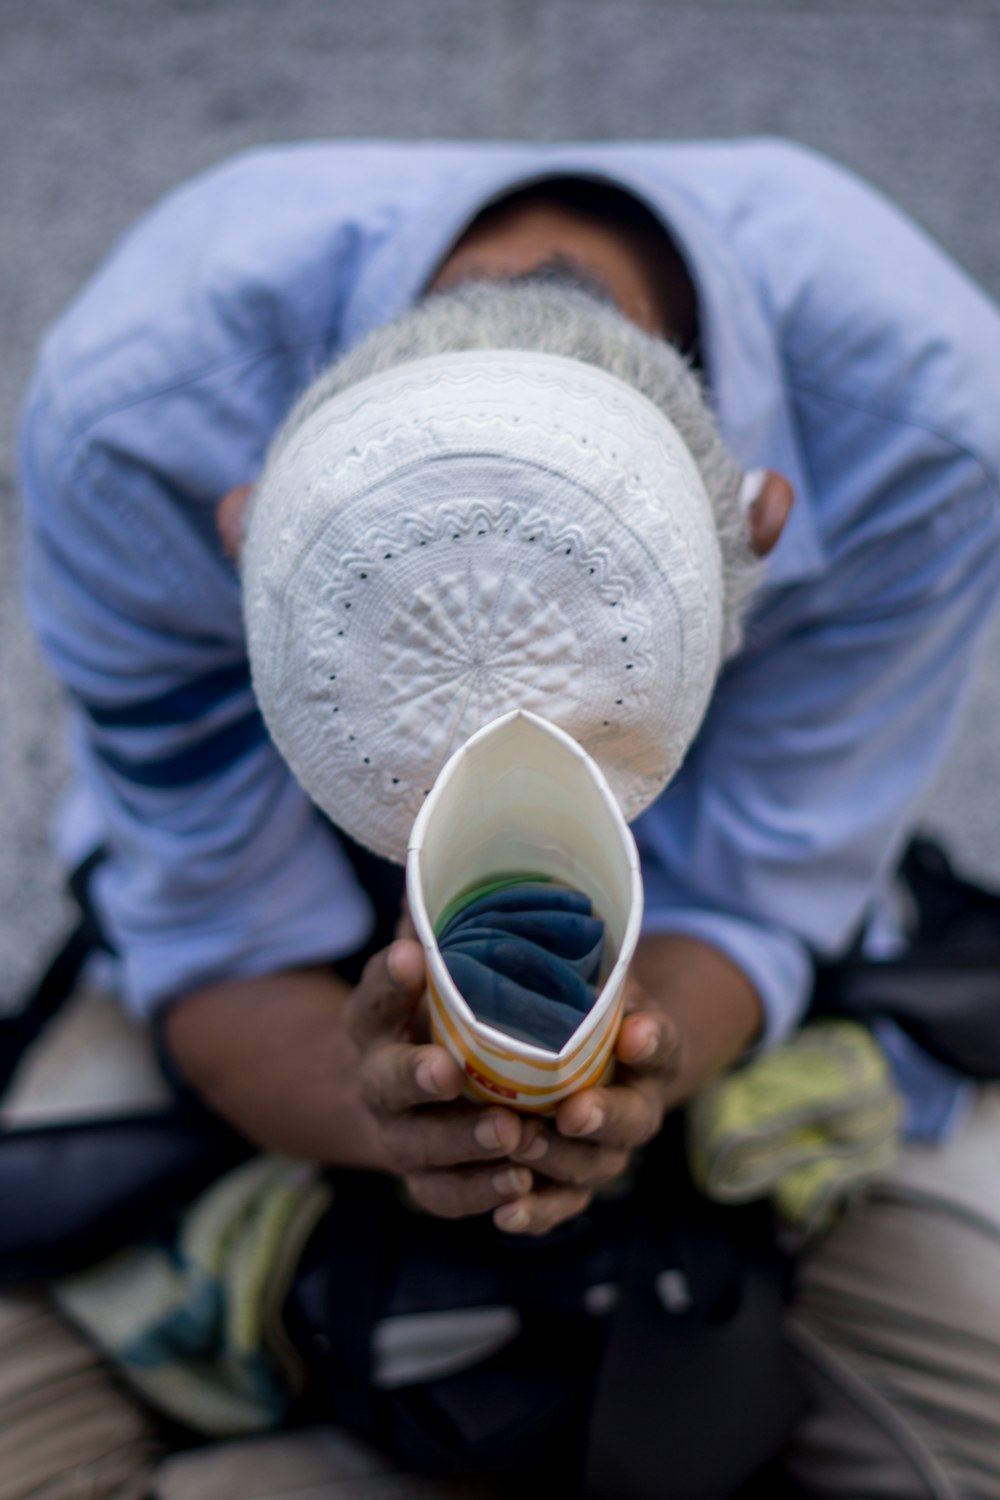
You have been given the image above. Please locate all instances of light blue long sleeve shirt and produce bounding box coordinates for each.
[19,140,1000,1131]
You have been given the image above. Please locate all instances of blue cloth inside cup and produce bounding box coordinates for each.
[436,879,606,1052]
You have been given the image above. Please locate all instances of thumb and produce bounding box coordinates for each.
[394,900,418,942]
[348,939,426,1047]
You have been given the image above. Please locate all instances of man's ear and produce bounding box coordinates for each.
[739,470,794,558]
[216,483,254,563]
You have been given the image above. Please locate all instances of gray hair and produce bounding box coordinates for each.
[271,280,760,646]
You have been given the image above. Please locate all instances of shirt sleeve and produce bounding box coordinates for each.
[20,376,374,1018]
[634,421,1000,1046]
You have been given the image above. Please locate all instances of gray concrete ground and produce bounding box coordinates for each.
[2,0,1000,1001]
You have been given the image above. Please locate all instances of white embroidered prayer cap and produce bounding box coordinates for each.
[243,348,725,862]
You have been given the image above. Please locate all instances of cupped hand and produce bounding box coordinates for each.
[499,933,765,1237]
[499,987,683,1236]
[347,932,760,1236]
[346,939,545,1219]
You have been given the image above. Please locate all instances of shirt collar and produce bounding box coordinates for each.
[344,147,823,589]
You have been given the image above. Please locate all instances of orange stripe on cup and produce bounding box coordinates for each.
[427,977,622,1110]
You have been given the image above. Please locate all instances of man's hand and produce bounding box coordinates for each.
[166,931,761,1234]
[347,939,545,1219]
[499,933,765,1236]
[491,984,681,1236]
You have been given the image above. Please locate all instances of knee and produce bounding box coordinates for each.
[784,1192,1000,1499]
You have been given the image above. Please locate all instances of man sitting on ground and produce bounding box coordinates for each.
[10,142,1000,1498]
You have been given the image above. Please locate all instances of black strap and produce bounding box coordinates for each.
[0,849,110,1100]
[0,830,404,1285]
[0,849,253,1284]
[813,837,1000,1077]
[903,836,1000,947]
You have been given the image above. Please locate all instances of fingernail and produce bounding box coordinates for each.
[474,1113,504,1152]
[416,1057,446,1097]
[517,1133,549,1162]
[387,941,421,988]
[573,1104,605,1137]
[496,1206,531,1234]
[632,1024,659,1064]
[493,1167,531,1197]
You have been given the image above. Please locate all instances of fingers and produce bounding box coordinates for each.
[510,1126,628,1192]
[555,1074,666,1150]
[494,1183,593,1237]
[407,1163,535,1220]
[466,1008,679,1181]
[615,1006,681,1073]
[360,1039,465,1113]
[547,1005,683,1149]
[394,901,418,942]
[360,1030,534,1174]
[378,1097,527,1172]
[346,940,427,1048]
[495,1052,669,1233]
[348,945,674,1232]
[554,1002,682,1149]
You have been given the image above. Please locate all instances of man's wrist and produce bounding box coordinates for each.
[163,966,389,1168]
[630,932,764,1096]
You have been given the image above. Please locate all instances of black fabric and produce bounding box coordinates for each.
[0,847,253,1283]
[582,1144,800,1500]
[0,1108,252,1284]
[438,881,605,1052]
[0,849,109,1098]
[285,1122,800,1500]
[0,824,402,1283]
[813,837,1000,1077]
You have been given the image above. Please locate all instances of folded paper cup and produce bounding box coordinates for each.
[406,710,644,1113]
